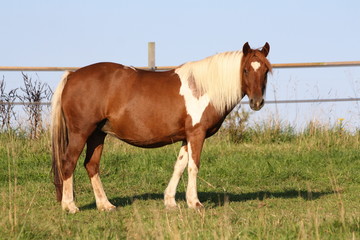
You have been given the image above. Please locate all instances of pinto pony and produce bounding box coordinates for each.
[51,42,271,213]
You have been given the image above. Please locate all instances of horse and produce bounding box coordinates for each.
[51,42,272,213]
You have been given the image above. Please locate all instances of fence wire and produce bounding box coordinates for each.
[1,98,359,106]
[1,61,359,106]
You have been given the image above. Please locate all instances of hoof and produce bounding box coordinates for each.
[62,201,80,214]
[97,202,117,212]
[68,207,80,214]
[187,200,204,209]
[196,202,204,208]
[164,196,178,210]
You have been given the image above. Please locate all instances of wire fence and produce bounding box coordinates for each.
[1,60,360,106]
[1,97,360,106]
[1,60,360,72]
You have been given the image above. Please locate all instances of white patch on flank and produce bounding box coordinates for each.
[176,70,210,126]
[251,61,261,72]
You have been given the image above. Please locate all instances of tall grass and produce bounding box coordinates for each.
[0,121,359,239]
[223,108,359,145]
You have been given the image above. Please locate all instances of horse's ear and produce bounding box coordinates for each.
[242,42,251,55]
[261,42,270,57]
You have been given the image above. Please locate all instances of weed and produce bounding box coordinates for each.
[18,73,52,139]
[0,77,18,131]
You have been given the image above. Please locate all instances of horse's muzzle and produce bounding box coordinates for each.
[249,98,265,111]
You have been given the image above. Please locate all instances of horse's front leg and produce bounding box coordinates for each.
[164,141,188,209]
[186,132,206,209]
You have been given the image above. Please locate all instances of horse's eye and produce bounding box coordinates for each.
[244,69,249,75]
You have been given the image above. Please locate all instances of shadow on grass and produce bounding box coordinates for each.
[80,189,333,211]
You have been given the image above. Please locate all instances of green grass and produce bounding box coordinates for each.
[0,128,359,239]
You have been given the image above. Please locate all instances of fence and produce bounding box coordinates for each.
[1,61,360,72]
[1,62,360,105]
[1,42,360,105]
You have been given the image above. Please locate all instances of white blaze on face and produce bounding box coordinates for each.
[176,72,210,126]
[251,61,261,72]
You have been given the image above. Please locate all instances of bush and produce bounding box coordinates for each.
[0,77,18,131]
[18,73,52,139]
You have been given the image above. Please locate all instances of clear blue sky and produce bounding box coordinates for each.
[1,0,360,130]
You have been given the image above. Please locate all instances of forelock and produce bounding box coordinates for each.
[243,51,272,73]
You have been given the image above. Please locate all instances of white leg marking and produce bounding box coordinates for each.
[61,175,79,213]
[176,71,210,126]
[186,143,203,208]
[164,145,189,209]
[90,173,116,211]
[251,61,261,72]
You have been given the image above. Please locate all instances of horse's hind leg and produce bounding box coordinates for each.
[164,141,189,209]
[62,133,87,213]
[84,129,116,211]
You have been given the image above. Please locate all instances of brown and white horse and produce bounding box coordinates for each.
[51,42,271,213]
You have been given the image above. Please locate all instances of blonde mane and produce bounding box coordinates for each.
[175,51,243,114]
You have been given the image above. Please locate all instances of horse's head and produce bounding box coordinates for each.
[241,42,272,111]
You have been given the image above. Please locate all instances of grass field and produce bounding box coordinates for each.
[0,126,359,239]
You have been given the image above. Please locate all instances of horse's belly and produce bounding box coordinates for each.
[101,118,186,148]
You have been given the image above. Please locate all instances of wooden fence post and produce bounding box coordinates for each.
[148,42,156,70]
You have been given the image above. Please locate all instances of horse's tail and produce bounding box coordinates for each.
[51,71,70,202]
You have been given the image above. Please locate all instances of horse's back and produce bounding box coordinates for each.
[62,62,179,112]
[64,62,136,95]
